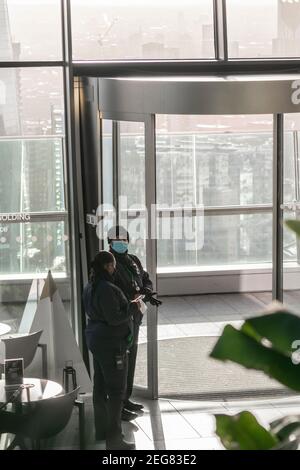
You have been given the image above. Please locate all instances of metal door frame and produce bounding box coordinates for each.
[97,75,300,399]
[100,111,158,400]
[98,109,288,400]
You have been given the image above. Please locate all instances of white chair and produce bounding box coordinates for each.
[0,331,47,378]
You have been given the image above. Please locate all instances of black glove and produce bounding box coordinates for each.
[141,287,153,302]
[148,292,162,307]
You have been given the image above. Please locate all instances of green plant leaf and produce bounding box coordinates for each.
[210,324,300,391]
[285,219,300,238]
[241,311,300,357]
[215,411,278,450]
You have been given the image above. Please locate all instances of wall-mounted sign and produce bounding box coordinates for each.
[86,214,97,226]
[291,80,300,105]
[0,213,31,223]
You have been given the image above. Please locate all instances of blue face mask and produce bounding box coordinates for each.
[111,240,128,254]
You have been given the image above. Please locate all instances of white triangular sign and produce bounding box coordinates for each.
[19,278,44,334]
[22,271,92,393]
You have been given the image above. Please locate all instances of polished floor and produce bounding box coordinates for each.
[47,290,300,450]
[141,290,300,342]
[1,291,300,450]
[135,291,300,398]
[45,393,300,450]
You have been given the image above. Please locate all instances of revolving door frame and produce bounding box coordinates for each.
[97,75,300,399]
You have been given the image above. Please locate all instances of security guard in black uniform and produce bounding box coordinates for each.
[83,250,140,450]
[107,225,162,421]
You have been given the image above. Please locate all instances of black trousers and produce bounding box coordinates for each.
[126,321,140,402]
[86,330,128,443]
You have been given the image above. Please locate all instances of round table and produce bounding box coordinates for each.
[0,323,11,336]
[0,378,63,404]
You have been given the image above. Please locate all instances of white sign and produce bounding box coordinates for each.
[0,213,31,222]
[86,213,97,226]
[291,80,300,105]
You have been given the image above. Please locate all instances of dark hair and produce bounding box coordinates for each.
[107,225,129,244]
[89,251,115,284]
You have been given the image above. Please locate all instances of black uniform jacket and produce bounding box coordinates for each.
[110,251,153,327]
[83,279,134,339]
[111,251,153,301]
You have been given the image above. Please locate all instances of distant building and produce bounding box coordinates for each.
[273,0,300,56]
[142,42,179,59]
[0,0,21,135]
[0,1,65,275]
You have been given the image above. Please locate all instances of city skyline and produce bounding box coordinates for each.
[1,1,300,274]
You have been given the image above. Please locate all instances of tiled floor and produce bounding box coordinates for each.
[138,292,274,343]
[140,292,278,342]
[49,393,300,450]
[2,291,300,450]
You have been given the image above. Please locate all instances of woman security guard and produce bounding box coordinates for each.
[107,225,162,420]
[83,250,140,450]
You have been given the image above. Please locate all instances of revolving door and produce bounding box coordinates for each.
[95,75,300,399]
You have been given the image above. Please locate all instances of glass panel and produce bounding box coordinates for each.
[227,0,300,58]
[283,114,300,310]
[0,220,70,330]
[156,131,273,208]
[0,138,65,213]
[101,119,114,252]
[119,121,146,266]
[0,67,64,137]
[118,120,147,391]
[0,61,69,338]
[71,0,214,60]
[0,0,62,61]
[156,115,275,398]
[156,114,273,270]
[157,213,273,270]
[0,220,69,276]
[102,120,113,207]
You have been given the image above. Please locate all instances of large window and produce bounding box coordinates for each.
[0,136,68,278]
[1,0,62,61]
[0,220,68,276]
[0,2,68,332]
[227,0,300,58]
[71,0,214,60]
[0,67,64,137]
[156,115,273,270]
[0,138,65,213]
[0,66,67,280]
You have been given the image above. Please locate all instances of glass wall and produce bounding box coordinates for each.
[115,120,148,391]
[0,2,69,332]
[111,121,147,266]
[0,0,62,61]
[71,0,214,60]
[227,0,300,58]
[106,114,300,272]
[71,0,300,61]
[101,114,300,274]
[283,114,300,309]
[156,115,273,271]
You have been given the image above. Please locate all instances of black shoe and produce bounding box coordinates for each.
[124,400,144,412]
[121,409,138,422]
[106,438,136,450]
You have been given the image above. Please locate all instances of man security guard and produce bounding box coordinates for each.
[107,225,161,420]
